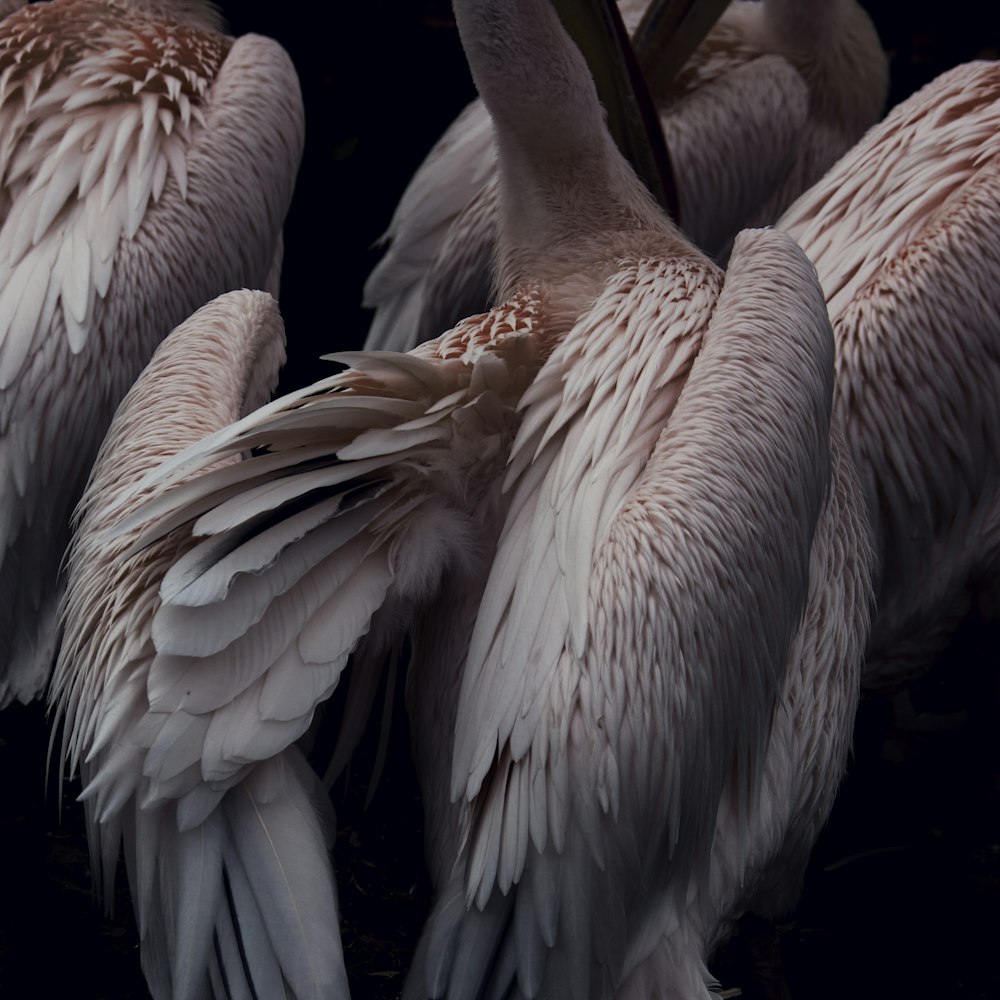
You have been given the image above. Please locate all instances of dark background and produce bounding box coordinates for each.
[1,2,999,998]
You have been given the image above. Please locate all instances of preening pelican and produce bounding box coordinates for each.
[0,0,304,707]
[777,59,1000,693]
[50,0,873,997]
[362,0,887,352]
[50,291,349,999]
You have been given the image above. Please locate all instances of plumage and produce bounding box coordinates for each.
[777,59,1000,692]
[0,0,304,707]
[50,291,349,1000]
[49,2,876,999]
[362,0,887,354]
[646,0,887,243]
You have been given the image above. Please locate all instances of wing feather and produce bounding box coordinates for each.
[162,493,347,606]
[780,60,1000,687]
[780,61,1000,316]
[0,13,306,706]
[454,258,711,808]
[58,284,542,826]
[420,232,838,998]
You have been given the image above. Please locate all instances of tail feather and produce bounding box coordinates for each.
[223,756,347,1000]
[115,748,347,1000]
[173,810,227,999]
[209,899,262,1000]
[405,876,511,1000]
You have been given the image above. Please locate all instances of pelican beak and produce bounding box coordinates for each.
[550,0,729,226]
[552,0,680,221]
[632,0,733,96]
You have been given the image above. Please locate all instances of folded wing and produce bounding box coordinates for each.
[53,287,546,997]
[412,230,836,999]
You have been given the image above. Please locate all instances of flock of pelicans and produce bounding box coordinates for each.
[0,0,996,997]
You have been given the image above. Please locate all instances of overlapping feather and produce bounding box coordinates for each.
[779,60,1000,689]
[0,0,305,706]
[52,291,351,1000]
[410,230,844,999]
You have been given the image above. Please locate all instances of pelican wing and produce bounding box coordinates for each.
[453,255,716,813]
[100,294,544,820]
[52,290,540,999]
[420,231,835,998]
[51,292,353,1000]
[779,62,1000,319]
[0,4,231,390]
[779,60,1000,681]
[0,8,304,705]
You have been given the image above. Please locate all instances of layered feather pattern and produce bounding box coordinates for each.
[779,60,1000,688]
[0,0,229,393]
[51,291,352,1000]
[75,287,545,859]
[409,229,852,1000]
[53,292,547,997]
[0,0,305,706]
[616,414,874,1000]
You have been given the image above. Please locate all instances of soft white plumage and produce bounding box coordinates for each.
[0,0,304,707]
[778,59,1000,692]
[50,1,874,997]
[362,0,887,353]
[50,290,350,1000]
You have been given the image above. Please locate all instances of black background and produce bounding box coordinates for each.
[1,2,999,998]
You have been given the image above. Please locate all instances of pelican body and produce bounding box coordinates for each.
[778,59,1000,692]
[51,291,349,999]
[362,0,887,353]
[51,0,873,996]
[0,0,304,707]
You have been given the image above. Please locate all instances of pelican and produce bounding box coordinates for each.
[0,0,304,707]
[776,59,1000,693]
[50,291,349,999]
[51,0,872,996]
[362,0,887,352]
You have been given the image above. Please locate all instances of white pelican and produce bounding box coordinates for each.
[50,291,349,999]
[362,0,887,352]
[0,0,304,707]
[50,1,873,997]
[777,59,1000,693]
